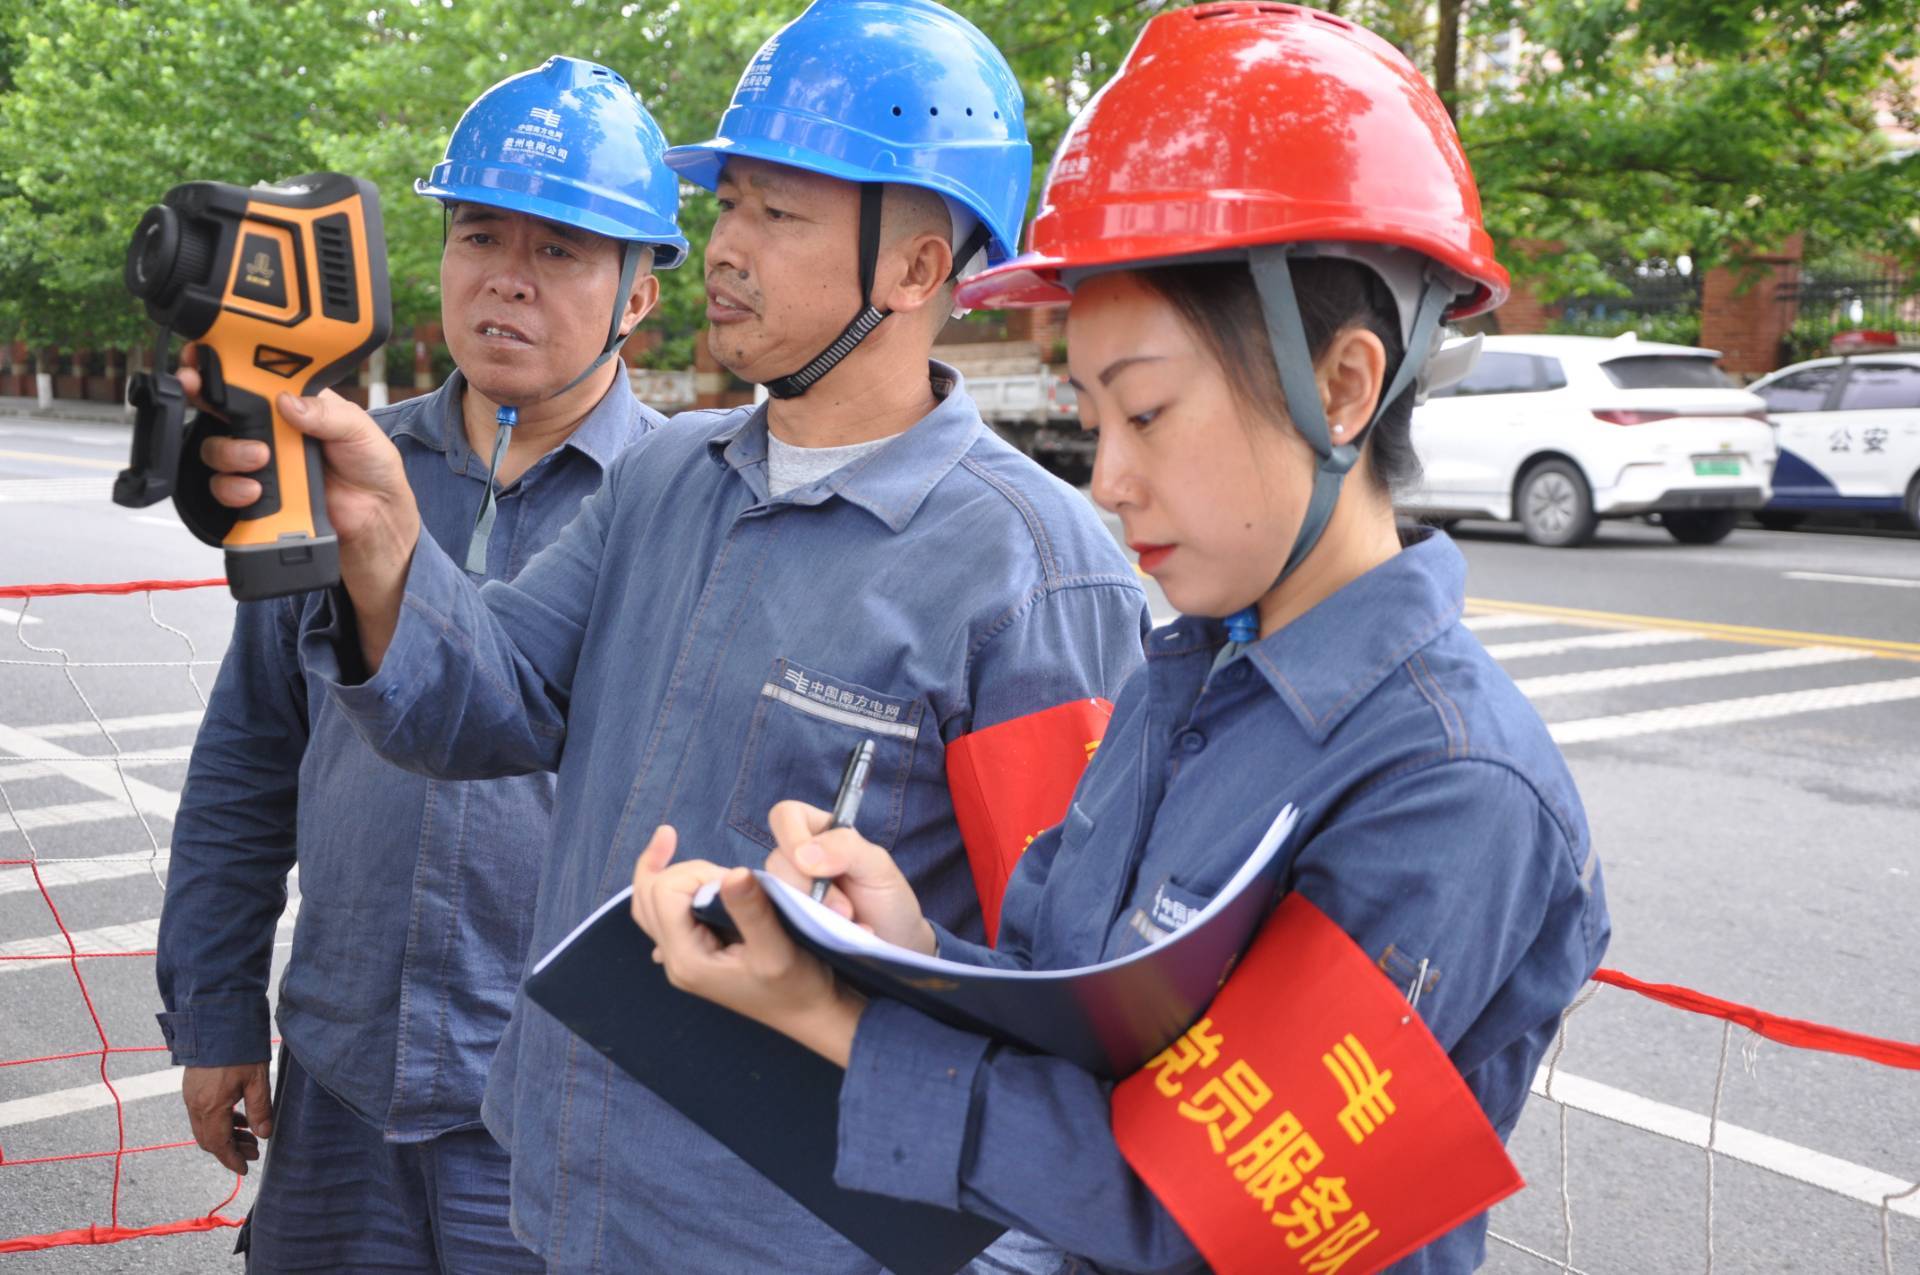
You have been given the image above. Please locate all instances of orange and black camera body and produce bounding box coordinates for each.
[116,173,390,601]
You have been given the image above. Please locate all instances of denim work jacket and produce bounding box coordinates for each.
[155,371,660,1139]
[305,367,1152,1271]
[836,530,1611,1274]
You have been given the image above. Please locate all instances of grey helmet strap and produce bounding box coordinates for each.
[765,183,891,399]
[1247,245,1455,585]
[549,238,646,401]
[462,240,646,575]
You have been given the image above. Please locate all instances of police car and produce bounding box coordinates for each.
[1747,346,1920,529]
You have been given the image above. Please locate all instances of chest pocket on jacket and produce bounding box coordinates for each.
[726,657,924,853]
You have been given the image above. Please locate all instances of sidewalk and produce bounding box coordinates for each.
[0,396,130,425]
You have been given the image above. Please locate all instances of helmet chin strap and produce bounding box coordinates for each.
[764,184,888,400]
[763,186,993,400]
[466,239,647,573]
[1222,246,1453,643]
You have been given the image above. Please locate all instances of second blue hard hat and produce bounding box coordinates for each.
[417,55,688,268]
[665,0,1032,264]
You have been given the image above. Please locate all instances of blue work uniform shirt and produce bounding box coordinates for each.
[836,529,1611,1275]
[155,370,661,1139]
[303,365,1151,1272]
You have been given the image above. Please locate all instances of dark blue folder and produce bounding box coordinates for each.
[523,888,1004,1275]
[525,804,1297,1272]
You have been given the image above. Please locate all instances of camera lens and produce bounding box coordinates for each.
[125,205,180,303]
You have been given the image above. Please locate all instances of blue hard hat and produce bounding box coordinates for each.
[417,56,688,269]
[665,0,1032,264]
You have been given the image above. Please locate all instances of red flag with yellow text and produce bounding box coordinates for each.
[946,698,1112,943]
[1111,894,1522,1275]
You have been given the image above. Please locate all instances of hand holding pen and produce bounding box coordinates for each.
[811,739,876,902]
[693,738,878,943]
[692,739,937,955]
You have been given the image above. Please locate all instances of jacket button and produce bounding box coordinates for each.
[1177,730,1206,754]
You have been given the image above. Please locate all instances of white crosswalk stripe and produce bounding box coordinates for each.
[1483,629,1707,660]
[0,754,187,783]
[0,902,298,975]
[1548,676,1920,745]
[2,798,153,835]
[1463,611,1577,633]
[0,853,171,897]
[22,710,205,740]
[0,723,182,821]
[0,1064,188,1130]
[1458,608,1920,744]
[0,476,112,504]
[0,1050,288,1132]
[1511,645,1876,698]
[0,916,163,964]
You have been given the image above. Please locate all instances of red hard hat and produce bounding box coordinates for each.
[956,2,1509,317]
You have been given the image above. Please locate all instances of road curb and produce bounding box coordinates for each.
[0,397,130,426]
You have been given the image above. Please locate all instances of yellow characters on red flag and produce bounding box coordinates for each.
[1111,894,1522,1275]
[945,698,1112,943]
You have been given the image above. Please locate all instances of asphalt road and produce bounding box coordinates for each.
[1,411,1915,1273]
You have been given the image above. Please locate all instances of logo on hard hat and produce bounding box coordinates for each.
[515,106,567,149]
[738,39,779,97]
[1052,155,1091,183]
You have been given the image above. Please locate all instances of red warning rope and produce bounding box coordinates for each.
[1593,967,1920,1072]
[0,577,226,600]
[0,577,242,1252]
[0,852,247,1254]
[0,1170,244,1253]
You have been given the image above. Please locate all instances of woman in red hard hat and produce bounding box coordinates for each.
[632,6,1609,1271]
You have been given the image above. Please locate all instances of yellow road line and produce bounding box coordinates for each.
[0,449,123,472]
[1464,597,1920,662]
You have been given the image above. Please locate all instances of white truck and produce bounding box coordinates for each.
[931,341,1090,481]
[628,367,699,413]
[628,346,1090,481]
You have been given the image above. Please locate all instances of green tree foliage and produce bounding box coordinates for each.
[1,0,1916,355]
[299,0,753,367]
[1459,0,1920,299]
[0,0,358,350]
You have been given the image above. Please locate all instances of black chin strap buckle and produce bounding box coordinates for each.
[947,222,992,284]
[764,304,889,399]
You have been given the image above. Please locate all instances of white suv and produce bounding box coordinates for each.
[1401,334,1777,546]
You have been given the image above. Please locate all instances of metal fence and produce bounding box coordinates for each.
[1776,270,1920,362]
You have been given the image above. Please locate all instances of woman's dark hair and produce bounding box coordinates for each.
[1133,259,1421,495]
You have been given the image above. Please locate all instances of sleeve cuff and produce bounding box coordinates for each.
[926,921,1027,972]
[927,920,985,964]
[156,995,272,1068]
[835,998,991,1210]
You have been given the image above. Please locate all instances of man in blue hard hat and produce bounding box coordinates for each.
[154,56,685,1271]
[193,2,1149,1268]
